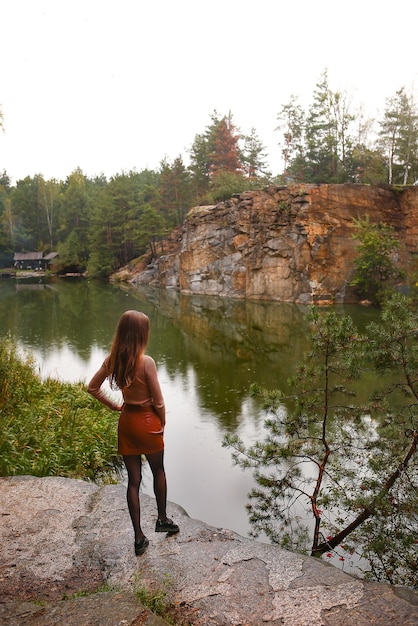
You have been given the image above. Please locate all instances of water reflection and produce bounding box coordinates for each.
[0,276,382,441]
[0,277,317,426]
[0,277,382,561]
[128,287,314,429]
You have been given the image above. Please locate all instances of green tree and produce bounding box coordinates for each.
[136,204,166,258]
[87,187,119,277]
[304,69,336,181]
[189,131,212,201]
[0,197,14,256]
[9,175,51,250]
[159,156,192,225]
[224,297,418,588]
[206,171,248,203]
[349,104,383,183]
[0,172,13,265]
[304,69,355,182]
[106,172,141,265]
[275,94,305,181]
[351,146,387,184]
[353,294,418,587]
[241,128,271,182]
[0,171,10,196]
[37,177,61,250]
[225,308,364,554]
[349,215,404,303]
[59,168,92,261]
[56,230,84,273]
[86,169,165,277]
[276,71,358,183]
[377,87,418,184]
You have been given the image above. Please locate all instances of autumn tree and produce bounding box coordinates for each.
[209,113,242,176]
[189,111,245,202]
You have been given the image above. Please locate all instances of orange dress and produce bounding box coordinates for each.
[87,355,165,455]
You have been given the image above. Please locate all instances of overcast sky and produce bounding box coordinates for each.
[1,0,417,184]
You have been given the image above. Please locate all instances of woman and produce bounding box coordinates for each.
[87,310,179,556]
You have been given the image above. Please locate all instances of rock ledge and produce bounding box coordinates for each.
[1,476,417,625]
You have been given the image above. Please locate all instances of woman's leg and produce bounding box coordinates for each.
[123,454,145,543]
[145,449,167,521]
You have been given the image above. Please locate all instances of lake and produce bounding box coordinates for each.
[0,276,380,573]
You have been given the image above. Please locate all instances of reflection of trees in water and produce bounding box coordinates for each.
[1,278,126,357]
[138,288,313,428]
[0,279,383,430]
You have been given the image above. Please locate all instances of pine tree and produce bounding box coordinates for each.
[377,87,418,184]
[208,113,243,176]
[224,296,418,588]
[276,94,305,181]
[241,128,271,181]
[277,71,356,183]
[159,156,192,225]
[189,111,244,201]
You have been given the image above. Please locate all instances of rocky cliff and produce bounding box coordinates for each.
[131,184,418,304]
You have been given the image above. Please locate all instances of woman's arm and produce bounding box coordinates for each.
[87,360,123,411]
[145,356,166,426]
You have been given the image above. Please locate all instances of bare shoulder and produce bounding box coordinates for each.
[143,354,157,369]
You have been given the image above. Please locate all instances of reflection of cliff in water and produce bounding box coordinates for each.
[129,286,313,427]
[136,286,310,372]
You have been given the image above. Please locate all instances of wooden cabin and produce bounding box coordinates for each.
[13,252,58,271]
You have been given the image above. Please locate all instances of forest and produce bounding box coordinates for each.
[1,70,418,277]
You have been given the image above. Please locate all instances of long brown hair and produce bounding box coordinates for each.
[108,310,150,389]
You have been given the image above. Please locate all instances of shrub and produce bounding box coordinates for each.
[0,336,122,480]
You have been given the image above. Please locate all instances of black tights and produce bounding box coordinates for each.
[123,450,167,542]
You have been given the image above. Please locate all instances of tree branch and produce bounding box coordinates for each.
[312,429,418,556]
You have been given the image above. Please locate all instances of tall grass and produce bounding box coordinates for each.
[0,336,122,481]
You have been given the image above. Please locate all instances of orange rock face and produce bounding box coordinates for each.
[135,184,418,304]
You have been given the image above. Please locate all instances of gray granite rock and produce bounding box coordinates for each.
[1,476,417,625]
